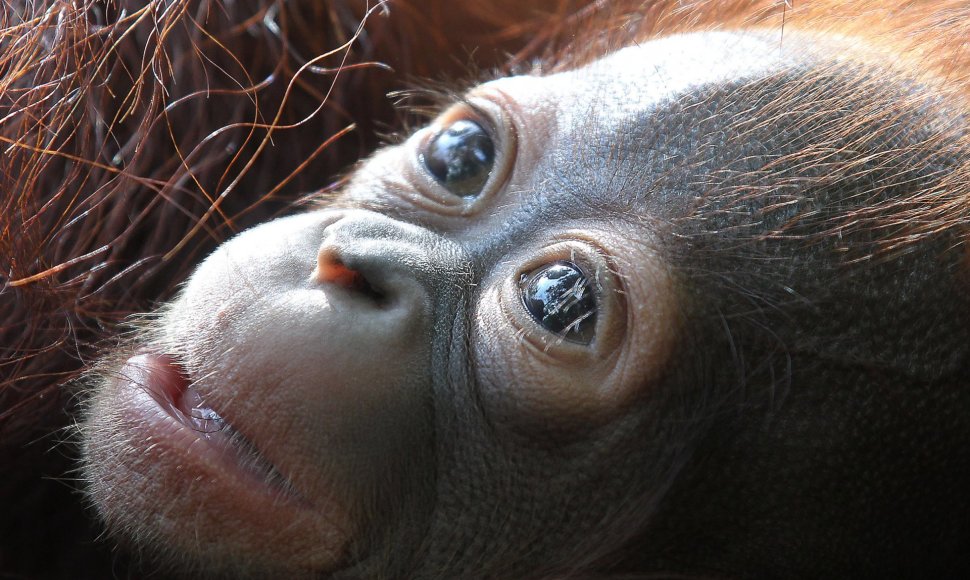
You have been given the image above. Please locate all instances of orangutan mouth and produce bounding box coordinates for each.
[126,353,296,497]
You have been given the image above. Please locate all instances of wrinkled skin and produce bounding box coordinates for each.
[83,29,970,579]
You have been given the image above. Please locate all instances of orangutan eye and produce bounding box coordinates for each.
[421,119,495,197]
[520,261,597,344]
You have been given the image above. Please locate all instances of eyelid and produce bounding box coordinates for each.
[461,101,500,143]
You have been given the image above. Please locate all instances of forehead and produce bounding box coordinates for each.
[457,31,798,230]
[479,31,787,131]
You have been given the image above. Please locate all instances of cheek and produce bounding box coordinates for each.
[471,247,681,432]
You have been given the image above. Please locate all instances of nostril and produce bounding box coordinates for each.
[348,270,386,302]
[316,249,386,302]
[317,250,359,287]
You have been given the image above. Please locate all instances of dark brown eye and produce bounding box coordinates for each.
[520,261,597,344]
[421,119,494,197]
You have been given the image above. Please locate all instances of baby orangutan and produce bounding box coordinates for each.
[81,13,970,579]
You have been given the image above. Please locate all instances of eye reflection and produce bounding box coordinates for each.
[421,119,494,198]
[520,261,597,344]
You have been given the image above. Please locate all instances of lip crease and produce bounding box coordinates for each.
[123,352,306,505]
[138,353,229,439]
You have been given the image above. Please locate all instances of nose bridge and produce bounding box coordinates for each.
[319,210,470,298]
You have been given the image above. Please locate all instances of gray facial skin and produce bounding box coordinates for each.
[82,30,970,579]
